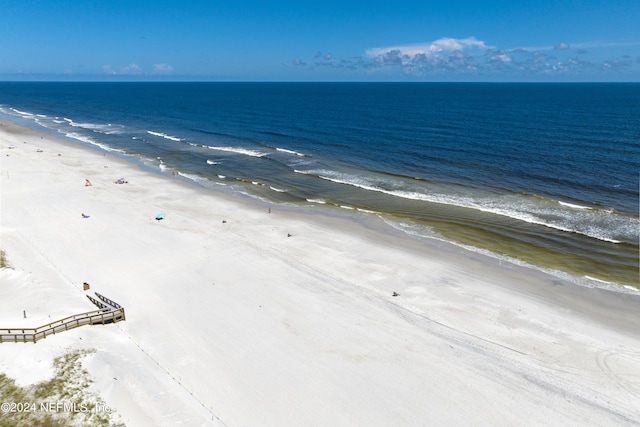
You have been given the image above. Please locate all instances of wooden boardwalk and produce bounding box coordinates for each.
[0,293,125,343]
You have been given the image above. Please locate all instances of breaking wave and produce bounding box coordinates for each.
[294,168,636,244]
[200,144,268,158]
[147,130,182,141]
[272,146,308,157]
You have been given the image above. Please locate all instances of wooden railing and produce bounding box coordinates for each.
[86,295,110,310]
[0,294,125,344]
[95,292,122,309]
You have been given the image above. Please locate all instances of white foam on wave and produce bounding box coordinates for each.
[147,130,182,142]
[306,198,327,204]
[275,147,307,157]
[269,186,286,193]
[294,168,633,244]
[203,145,268,158]
[98,125,123,135]
[178,171,206,183]
[10,108,34,117]
[56,117,125,135]
[64,132,125,153]
[584,275,614,285]
[357,208,378,214]
[471,202,625,244]
[65,132,90,146]
[206,160,219,165]
[383,218,638,295]
[579,276,639,294]
[558,201,592,210]
[382,218,440,240]
[296,169,463,205]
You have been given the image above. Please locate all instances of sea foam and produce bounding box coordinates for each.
[203,145,268,158]
[147,130,182,141]
[294,168,635,244]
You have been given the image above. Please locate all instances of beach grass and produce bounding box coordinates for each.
[0,250,9,269]
[0,349,124,427]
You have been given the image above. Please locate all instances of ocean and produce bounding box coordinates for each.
[0,82,638,291]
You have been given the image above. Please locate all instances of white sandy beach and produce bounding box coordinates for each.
[1,120,639,426]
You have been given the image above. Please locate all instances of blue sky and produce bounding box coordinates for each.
[1,0,639,81]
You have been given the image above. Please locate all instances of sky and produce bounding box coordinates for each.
[1,0,639,82]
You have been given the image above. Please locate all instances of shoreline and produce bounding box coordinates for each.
[1,119,639,425]
[2,119,636,299]
[4,115,637,293]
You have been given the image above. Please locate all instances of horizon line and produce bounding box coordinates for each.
[1,79,638,84]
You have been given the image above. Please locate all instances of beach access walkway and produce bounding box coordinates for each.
[0,292,125,343]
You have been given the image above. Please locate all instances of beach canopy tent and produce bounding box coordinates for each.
[155,213,166,221]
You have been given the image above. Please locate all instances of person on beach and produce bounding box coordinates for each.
[82,213,90,218]
[85,179,92,186]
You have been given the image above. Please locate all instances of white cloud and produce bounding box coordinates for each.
[103,63,143,75]
[532,52,548,63]
[433,37,488,51]
[292,57,306,66]
[122,63,142,74]
[602,57,633,69]
[102,63,174,75]
[152,63,174,74]
[489,51,512,63]
[362,37,489,74]
[366,37,488,59]
[290,36,640,79]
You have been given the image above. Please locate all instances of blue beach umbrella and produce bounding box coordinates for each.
[155,213,166,221]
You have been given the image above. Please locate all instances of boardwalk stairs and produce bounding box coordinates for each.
[0,292,125,343]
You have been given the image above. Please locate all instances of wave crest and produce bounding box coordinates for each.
[294,168,637,244]
[201,145,268,158]
[147,130,182,141]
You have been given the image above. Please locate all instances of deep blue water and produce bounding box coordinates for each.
[1,82,638,289]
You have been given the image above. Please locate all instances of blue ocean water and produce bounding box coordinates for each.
[1,82,638,290]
